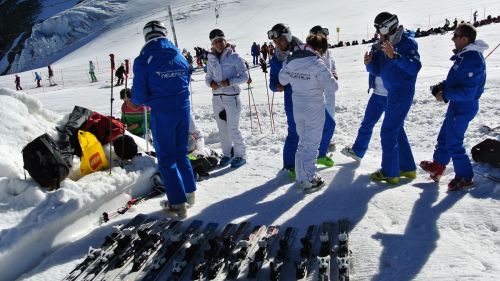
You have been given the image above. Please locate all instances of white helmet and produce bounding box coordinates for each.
[143,20,167,41]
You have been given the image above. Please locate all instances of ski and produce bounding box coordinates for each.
[224,224,267,279]
[317,221,335,281]
[99,218,173,281]
[269,226,297,281]
[116,220,183,280]
[191,223,238,280]
[474,169,500,183]
[165,222,219,281]
[100,186,164,223]
[63,214,148,281]
[336,219,351,281]
[79,217,159,281]
[206,222,253,280]
[295,224,319,280]
[138,219,203,281]
[247,225,280,278]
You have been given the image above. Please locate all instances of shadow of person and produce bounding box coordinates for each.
[371,182,465,281]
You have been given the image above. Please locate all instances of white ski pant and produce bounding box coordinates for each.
[325,91,335,119]
[212,95,247,159]
[293,98,325,184]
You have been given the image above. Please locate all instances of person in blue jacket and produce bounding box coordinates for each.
[131,20,196,218]
[267,23,335,179]
[251,42,260,66]
[366,12,421,184]
[420,23,487,191]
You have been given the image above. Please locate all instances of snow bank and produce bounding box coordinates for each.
[0,88,157,280]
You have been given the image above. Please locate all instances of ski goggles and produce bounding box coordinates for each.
[374,15,398,35]
[310,27,329,36]
[267,29,290,40]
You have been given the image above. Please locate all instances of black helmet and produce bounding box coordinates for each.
[143,20,167,41]
[209,29,225,41]
[267,23,292,42]
[310,25,329,36]
[374,12,399,35]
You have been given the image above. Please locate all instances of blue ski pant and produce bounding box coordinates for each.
[282,92,334,169]
[150,97,196,204]
[352,94,387,158]
[433,101,478,180]
[380,88,416,177]
[252,55,259,65]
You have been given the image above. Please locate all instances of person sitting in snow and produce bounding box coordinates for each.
[278,33,338,192]
[420,23,488,191]
[119,88,150,137]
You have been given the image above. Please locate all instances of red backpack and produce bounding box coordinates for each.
[81,112,125,145]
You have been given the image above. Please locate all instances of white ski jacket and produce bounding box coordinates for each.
[205,46,249,96]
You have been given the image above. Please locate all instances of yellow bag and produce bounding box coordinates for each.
[78,130,109,176]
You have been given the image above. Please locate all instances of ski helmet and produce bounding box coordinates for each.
[143,20,167,41]
[374,12,399,35]
[310,25,329,36]
[267,23,292,42]
[209,29,225,42]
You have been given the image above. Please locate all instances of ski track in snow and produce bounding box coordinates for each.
[0,0,499,280]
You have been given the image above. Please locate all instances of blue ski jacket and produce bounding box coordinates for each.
[132,37,191,107]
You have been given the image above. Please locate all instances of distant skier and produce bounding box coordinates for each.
[260,42,269,62]
[34,72,42,87]
[89,61,98,82]
[115,63,125,85]
[473,11,478,23]
[15,75,22,90]
[47,65,56,86]
[251,42,260,65]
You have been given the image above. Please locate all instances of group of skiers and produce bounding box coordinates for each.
[251,42,276,65]
[13,65,57,90]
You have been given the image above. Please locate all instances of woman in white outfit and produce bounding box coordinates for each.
[205,29,249,168]
[279,34,338,191]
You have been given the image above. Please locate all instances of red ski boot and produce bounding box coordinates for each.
[448,177,473,192]
[419,160,446,182]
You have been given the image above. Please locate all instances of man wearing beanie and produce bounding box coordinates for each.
[205,29,249,168]
[131,20,196,218]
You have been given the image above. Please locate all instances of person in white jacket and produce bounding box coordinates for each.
[279,34,338,191]
[205,29,249,168]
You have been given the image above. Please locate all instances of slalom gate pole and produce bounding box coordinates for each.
[60,69,64,89]
[124,59,129,90]
[249,87,262,134]
[109,54,116,174]
[485,42,500,59]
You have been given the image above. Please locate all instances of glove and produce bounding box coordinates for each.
[430,81,444,97]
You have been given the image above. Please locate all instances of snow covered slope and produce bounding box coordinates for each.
[0,0,499,280]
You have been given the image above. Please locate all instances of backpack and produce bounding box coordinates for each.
[57,105,93,160]
[81,111,125,145]
[471,139,500,167]
[22,134,69,190]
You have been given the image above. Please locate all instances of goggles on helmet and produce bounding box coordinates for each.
[310,27,329,36]
[374,15,398,35]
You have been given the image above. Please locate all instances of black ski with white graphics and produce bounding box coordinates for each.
[205,222,253,279]
[63,214,148,281]
[80,217,159,281]
[269,226,297,281]
[295,224,319,280]
[336,219,351,281]
[166,222,219,281]
[100,218,173,280]
[191,223,238,280]
[139,219,203,281]
[224,224,267,279]
[317,221,335,281]
[247,225,280,278]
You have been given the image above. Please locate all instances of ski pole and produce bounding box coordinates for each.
[124,59,130,90]
[109,53,116,175]
[485,41,500,59]
[263,71,275,133]
[247,84,253,133]
[144,106,149,152]
[249,87,262,134]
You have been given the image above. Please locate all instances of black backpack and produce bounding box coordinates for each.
[471,139,500,167]
[22,134,70,190]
